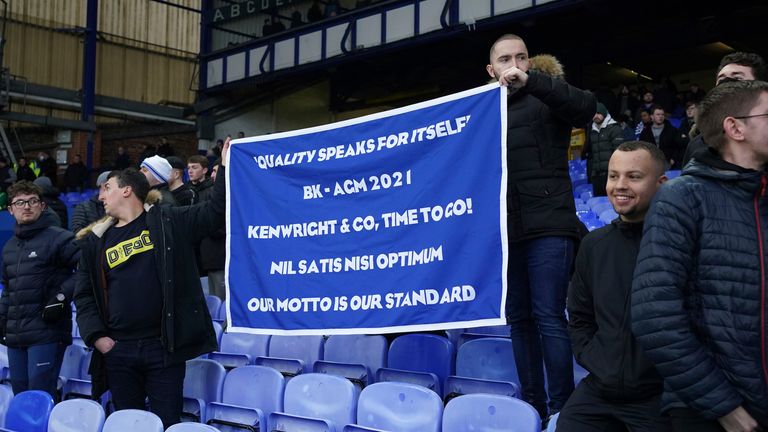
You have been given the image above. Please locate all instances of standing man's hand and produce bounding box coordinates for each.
[718,406,760,432]
[499,67,529,89]
[94,336,116,354]
[221,136,231,167]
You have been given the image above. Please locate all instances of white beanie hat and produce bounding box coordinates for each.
[140,155,172,184]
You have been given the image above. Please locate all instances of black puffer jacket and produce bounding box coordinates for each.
[74,167,226,396]
[71,196,105,234]
[0,210,80,347]
[569,219,662,401]
[632,148,768,424]
[586,118,625,181]
[505,68,596,242]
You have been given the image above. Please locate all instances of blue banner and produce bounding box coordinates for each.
[226,84,507,335]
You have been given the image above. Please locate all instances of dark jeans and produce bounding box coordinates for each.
[507,236,575,418]
[557,378,670,432]
[103,338,186,429]
[7,341,66,399]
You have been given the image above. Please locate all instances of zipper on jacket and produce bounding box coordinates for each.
[159,211,173,353]
[755,174,768,386]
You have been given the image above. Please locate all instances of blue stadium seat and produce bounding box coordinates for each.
[211,320,223,346]
[586,196,609,209]
[442,394,541,432]
[591,201,614,216]
[205,365,284,432]
[205,295,222,318]
[59,345,88,385]
[167,423,222,431]
[102,409,163,432]
[313,335,387,388]
[380,334,454,395]
[342,426,387,432]
[575,202,590,212]
[48,398,105,432]
[457,325,510,346]
[375,367,439,394]
[571,177,588,188]
[183,359,226,422]
[547,412,560,431]
[444,328,464,347]
[580,190,593,202]
[271,373,358,431]
[455,337,520,387]
[215,301,226,321]
[666,169,682,179]
[0,385,13,427]
[269,412,332,431]
[257,335,324,376]
[444,376,519,401]
[599,208,619,224]
[573,183,593,199]
[4,390,55,432]
[355,382,442,432]
[208,333,270,369]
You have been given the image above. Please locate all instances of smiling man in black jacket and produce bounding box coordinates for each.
[74,139,229,428]
[559,141,669,431]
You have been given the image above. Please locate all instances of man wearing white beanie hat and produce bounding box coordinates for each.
[140,155,177,206]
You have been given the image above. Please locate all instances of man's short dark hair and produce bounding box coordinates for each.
[489,33,524,58]
[212,158,222,167]
[108,168,150,203]
[615,140,668,175]
[696,80,768,151]
[718,52,768,81]
[7,181,42,202]
[187,155,208,169]
[650,104,665,114]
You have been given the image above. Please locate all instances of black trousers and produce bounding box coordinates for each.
[557,378,670,432]
[103,338,186,429]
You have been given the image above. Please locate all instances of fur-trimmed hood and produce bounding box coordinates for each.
[75,189,163,240]
[529,54,565,79]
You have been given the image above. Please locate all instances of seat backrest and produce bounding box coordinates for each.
[323,335,387,372]
[183,359,226,403]
[205,295,222,317]
[357,382,442,432]
[456,337,519,386]
[48,398,106,432]
[60,345,88,380]
[223,365,285,415]
[388,334,454,385]
[268,335,325,373]
[166,422,221,431]
[211,320,223,346]
[284,373,358,428]
[0,385,14,427]
[5,390,55,432]
[220,332,270,359]
[80,349,93,380]
[102,409,163,432]
[442,394,540,432]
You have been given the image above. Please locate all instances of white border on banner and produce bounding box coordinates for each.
[224,83,509,335]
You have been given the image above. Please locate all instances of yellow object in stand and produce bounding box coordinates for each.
[569,128,586,160]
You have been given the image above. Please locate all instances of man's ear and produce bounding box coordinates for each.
[722,117,746,142]
[486,64,496,80]
[122,185,132,197]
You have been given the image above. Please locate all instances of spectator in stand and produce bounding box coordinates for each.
[200,159,226,300]
[585,103,626,196]
[0,157,16,192]
[114,146,131,170]
[632,79,768,431]
[325,0,341,17]
[63,154,88,192]
[187,155,214,202]
[33,176,68,229]
[560,141,668,431]
[139,155,177,207]
[157,138,174,158]
[634,91,655,123]
[486,34,596,423]
[679,101,697,138]
[165,156,196,206]
[237,131,245,139]
[615,113,637,141]
[618,84,639,121]
[640,105,687,169]
[634,109,652,140]
[15,157,37,182]
[138,144,157,166]
[72,171,109,234]
[681,51,767,167]
[307,0,323,22]
[271,12,286,34]
[290,6,303,28]
[0,181,80,399]
[653,77,677,113]
[686,83,706,103]
[37,152,57,185]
